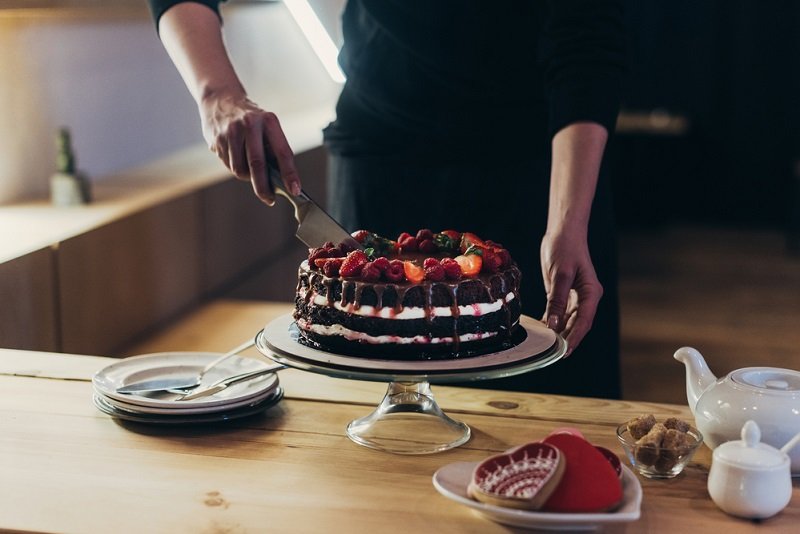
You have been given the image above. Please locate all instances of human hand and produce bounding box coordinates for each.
[540,229,603,357]
[200,92,301,205]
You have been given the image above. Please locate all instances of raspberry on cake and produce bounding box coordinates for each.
[293,229,522,360]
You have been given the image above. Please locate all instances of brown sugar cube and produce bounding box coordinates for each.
[627,414,657,440]
[655,429,694,473]
[654,453,677,473]
[663,417,690,433]
[634,423,666,466]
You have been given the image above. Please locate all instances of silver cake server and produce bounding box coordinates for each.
[268,166,362,250]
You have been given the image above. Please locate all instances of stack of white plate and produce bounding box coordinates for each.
[92,351,282,425]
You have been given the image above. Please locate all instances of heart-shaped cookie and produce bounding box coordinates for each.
[468,442,565,510]
[542,434,624,513]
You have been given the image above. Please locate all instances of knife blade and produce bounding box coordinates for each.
[268,166,362,250]
[115,377,202,394]
[176,365,284,402]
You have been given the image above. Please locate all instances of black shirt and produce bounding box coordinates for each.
[148,0,625,158]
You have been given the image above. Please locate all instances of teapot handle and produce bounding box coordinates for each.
[780,431,800,455]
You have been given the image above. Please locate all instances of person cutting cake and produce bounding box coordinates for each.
[147,0,626,399]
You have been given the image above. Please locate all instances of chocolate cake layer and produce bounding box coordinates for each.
[295,296,521,339]
[296,327,521,360]
[293,260,522,360]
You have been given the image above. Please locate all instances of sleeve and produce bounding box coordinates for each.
[147,0,223,32]
[541,0,627,138]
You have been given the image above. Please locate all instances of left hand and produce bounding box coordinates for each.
[540,229,603,357]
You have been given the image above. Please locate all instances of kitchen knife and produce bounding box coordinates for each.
[268,166,362,250]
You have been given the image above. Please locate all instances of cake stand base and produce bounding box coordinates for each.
[345,381,470,454]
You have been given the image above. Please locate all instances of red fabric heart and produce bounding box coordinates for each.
[542,434,624,513]
[469,442,565,510]
[595,445,623,478]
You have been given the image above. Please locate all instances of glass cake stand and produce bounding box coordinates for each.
[255,314,567,455]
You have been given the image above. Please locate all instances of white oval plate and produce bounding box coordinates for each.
[95,377,279,415]
[93,352,277,409]
[432,461,642,531]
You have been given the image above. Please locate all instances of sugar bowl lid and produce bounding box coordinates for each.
[714,420,789,469]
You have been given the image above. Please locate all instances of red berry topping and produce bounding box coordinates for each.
[440,258,462,280]
[404,261,426,284]
[397,232,413,242]
[384,260,406,282]
[425,263,446,281]
[495,248,511,267]
[308,247,330,268]
[340,250,368,278]
[441,229,461,241]
[351,229,370,243]
[418,239,437,253]
[322,258,343,277]
[460,232,487,254]
[372,256,391,272]
[361,261,382,282]
[398,235,419,252]
[322,241,335,249]
[455,254,482,277]
[338,242,357,254]
[423,257,440,269]
[481,249,503,273]
[416,228,434,241]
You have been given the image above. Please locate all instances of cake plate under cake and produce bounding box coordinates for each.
[256,314,567,455]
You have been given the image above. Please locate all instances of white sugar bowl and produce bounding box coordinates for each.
[707,420,794,519]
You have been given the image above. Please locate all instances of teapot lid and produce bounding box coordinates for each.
[730,367,800,393]
[714,421,789,469]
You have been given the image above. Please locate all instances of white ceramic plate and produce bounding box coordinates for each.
[95,377,279,415]
[93,388,284,425]
[258,314,565,383]
[93,352,277,409]
[432,461,642,531]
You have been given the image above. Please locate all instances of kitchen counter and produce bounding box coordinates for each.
[1,344,797,533]
[0,104,333,265]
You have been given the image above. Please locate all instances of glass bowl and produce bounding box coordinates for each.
[616,423,704,479]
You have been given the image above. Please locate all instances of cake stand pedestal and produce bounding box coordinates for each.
[256,314,567,455]
[346,380,471,454]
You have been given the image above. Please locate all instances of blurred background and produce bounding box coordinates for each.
[0,0,798,404]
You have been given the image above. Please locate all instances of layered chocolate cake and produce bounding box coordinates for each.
[293,229,522,360]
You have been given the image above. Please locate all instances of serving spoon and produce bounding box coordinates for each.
[116,339,257,394]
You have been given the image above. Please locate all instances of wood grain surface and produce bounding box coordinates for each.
[1,348,797,533]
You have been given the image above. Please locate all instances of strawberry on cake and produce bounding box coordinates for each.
[293,229,522,360]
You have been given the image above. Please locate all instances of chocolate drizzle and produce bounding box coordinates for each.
[298,260,522,353]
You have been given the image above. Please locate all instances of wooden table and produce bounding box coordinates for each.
[1,348,797,533]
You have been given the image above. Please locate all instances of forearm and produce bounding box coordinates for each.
[547,122,609,239]
[159,2,245,105]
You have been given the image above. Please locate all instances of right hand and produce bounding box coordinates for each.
[199,92,301,205]
[539,228,603,357]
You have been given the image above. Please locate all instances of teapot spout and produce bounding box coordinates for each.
[674,346,717,414]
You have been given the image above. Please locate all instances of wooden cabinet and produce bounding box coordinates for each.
[0,146,329,356]
[58,194,202,355]
[0,248,58,352]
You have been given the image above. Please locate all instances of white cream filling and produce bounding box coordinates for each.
[297,319,498,345]
[306,291,515,319]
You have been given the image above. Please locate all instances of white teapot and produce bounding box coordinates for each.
[674,346,800,474]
